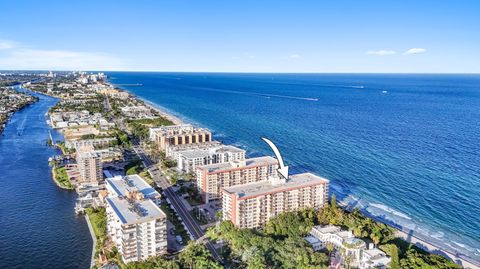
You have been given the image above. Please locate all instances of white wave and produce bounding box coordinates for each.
[452,241,476,252]
[369,203,412,220]
[430,231,445,239]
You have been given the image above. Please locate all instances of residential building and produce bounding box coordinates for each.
[166,141,221,159]
[196,156,279,203]
[222,172,329,229]
[65,137,117,149]
[149,124,212,151]
[306,225,391,269]
[176,145,246,173]
[76,145,102,183]
[106,175,161,206]
[106,196,167,263]
[105,174,167,263]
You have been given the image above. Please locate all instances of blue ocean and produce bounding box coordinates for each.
[108,72,480,261]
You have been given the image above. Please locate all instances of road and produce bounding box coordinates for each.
[131,141,222,262]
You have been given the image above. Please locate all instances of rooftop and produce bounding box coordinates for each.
[151,124,210,136]
[198,156,277,173]
[222,172,329,199]
[312,225,342,234]
[106,175,160,199]
[304,235,322,245]
[364,248,387,258]
[343,237,366,249]
[178,145,245,159]
[106,196,165,225]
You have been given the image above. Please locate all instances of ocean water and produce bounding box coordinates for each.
[0,87,92,268]
[108,72,480,261]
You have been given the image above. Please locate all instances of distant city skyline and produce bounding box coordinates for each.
[1,0,479,73]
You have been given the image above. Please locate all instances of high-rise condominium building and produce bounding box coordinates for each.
[105,175,167,263]
[149,124,212,151]
[176,145,246,173]
[106,196,167,263]
[222,173,329,229]
[195,156,279,203]
[76,145,102,182]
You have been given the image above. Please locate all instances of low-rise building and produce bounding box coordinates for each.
[149,124,212,151]
[306,225,391,269]
[176,145,246,173]
[222,173,329,228]
[196,156,279,203]
[65,137,117,149]
[121,105,154,119]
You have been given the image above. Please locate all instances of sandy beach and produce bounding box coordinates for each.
[395,229,480,269]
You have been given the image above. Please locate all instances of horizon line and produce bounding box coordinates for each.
[1,69,479,75]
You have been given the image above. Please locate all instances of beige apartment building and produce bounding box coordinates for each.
[76,145,102,182]
[149,124,212,151]
[222,173,329,229]
[195,156,279,203]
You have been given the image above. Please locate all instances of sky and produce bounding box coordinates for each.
[0,0,479,73]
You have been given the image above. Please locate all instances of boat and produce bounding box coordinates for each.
[382,90,388,94]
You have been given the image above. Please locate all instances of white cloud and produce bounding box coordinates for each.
[0,40,126,70]
[403,48,426,55]
[288,54,300,59]
[366,50,396,56]
[0,40,15,50]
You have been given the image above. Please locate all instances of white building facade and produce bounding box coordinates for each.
[105,175,167,263]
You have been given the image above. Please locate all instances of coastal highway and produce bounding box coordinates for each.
[131,141,222,262]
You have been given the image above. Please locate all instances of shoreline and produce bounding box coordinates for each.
[138,96,184,125]
[50,166,74,190]
[0,98,38,135]
[395,229,480,269]
[85,215,97,269]
[114,83,480,268]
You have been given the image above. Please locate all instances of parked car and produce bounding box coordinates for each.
[175,235,183,244]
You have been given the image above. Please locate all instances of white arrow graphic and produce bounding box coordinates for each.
[261,137,289,179]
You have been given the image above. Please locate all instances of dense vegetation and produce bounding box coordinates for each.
[208,220,329,269]
[85,207,108,257]
[122,242,221,269]
[206,195,460,269]
[160,200,190,245]
[78,129,130,148]
[127,117,174,140]
[49,96,105,114]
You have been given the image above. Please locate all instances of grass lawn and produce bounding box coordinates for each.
[53,166,74,189]
[85,207,108,258]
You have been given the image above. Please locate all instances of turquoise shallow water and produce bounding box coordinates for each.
[108,72,480,261]
[0,87,91,268]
